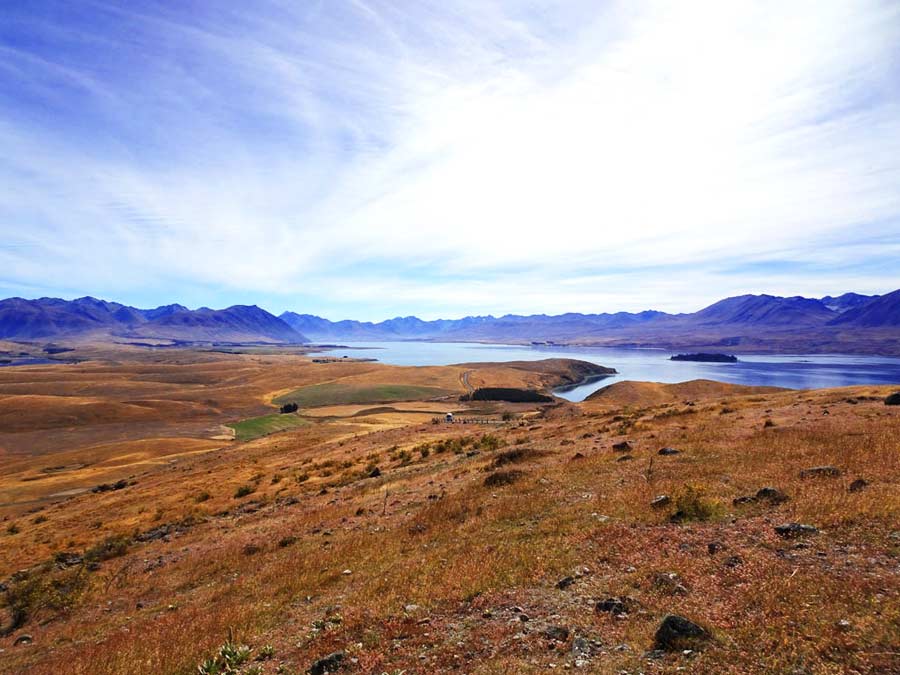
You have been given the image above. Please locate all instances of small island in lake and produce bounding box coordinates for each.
[670,352,738,363]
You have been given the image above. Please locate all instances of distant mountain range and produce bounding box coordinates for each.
[282,290,900,355]
[1,290,898,353]
[0,297,307,343]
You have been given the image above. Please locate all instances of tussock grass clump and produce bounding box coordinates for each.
[483,470,524,487]
[491,448,538,467]
[233,485,255,499]
[671,484,721,522]
[85,534,131,562]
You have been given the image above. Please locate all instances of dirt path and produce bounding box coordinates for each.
[460,369,474,394]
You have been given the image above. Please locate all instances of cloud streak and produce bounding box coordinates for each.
[1,0,899,318]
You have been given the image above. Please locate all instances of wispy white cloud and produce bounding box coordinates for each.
[0,0,898,318]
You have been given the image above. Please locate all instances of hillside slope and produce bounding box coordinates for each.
[1,362,897,675]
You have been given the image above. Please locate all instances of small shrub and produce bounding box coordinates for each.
[295,472,309,483]
[484,470,524,487]
[671,485,720,522]
[492,448,536,467]
[418,446,430,459]
[194,491,211,503]
[32,515,48,525]
[278,536,297,548]
[234,485,255,499]
[6,523,20,535]
[85,534,131,562]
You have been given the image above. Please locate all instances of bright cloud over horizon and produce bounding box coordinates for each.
[1,1,899,320]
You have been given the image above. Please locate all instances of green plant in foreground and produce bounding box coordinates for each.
[196,636,252,675]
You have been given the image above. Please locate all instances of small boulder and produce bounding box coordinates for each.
[799,466,841,479]
[14,634,33,646]
[848,478,868,493]
[653,615,710,651]
[309,651,345,675]
[544,625,570,642]
[556,576,575,590]
[884,392,900,405]
[368,467,381,478]
[650,495,671,509]
[755,487,789,504]
[616,454,633,462]
[595,597,637,615]
[612,440,633,452]
[774,523,819,538]
[658,447,680,456]
[707,541,725,555]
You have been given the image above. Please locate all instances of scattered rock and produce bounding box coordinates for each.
[368,467,381,478]
[616,454,633,462]
[91,479,128,494]
[707,541,725,555]
[571,452,585,460]
[836,619,851,631]
[652,571,688,595]
[595,597,638,615]
[650,495,671,509]
[14,634,33,646]
[612,440,633,452]
[799,466,841,479]
[544,625,570,642]
[653,614,710,651]
[53,551,83,568]
[733,486,789,506]
[309,651,345,675]
[658,447,680,456]
[556,576,575,590]
[884,392,900,405]
[724,555,743,568]
[848,478,868,493]
[404,604,420,613]
[341,569,352,575]
[774,523,819,538]
[756,487,790,504]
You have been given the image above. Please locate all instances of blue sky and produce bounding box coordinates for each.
[1,1,899,320]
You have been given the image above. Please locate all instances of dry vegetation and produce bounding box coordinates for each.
[0,348,898,674]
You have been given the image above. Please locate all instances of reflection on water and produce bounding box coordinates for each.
[318,341,900,402]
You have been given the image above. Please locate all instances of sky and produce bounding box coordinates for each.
[1,1,899,320]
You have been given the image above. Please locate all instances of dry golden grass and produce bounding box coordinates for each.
[1,351,898,674]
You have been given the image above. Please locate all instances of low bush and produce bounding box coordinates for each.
[484,470,524,487]
[234,485,255,499]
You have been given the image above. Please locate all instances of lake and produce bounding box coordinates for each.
[317,341,900,402]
